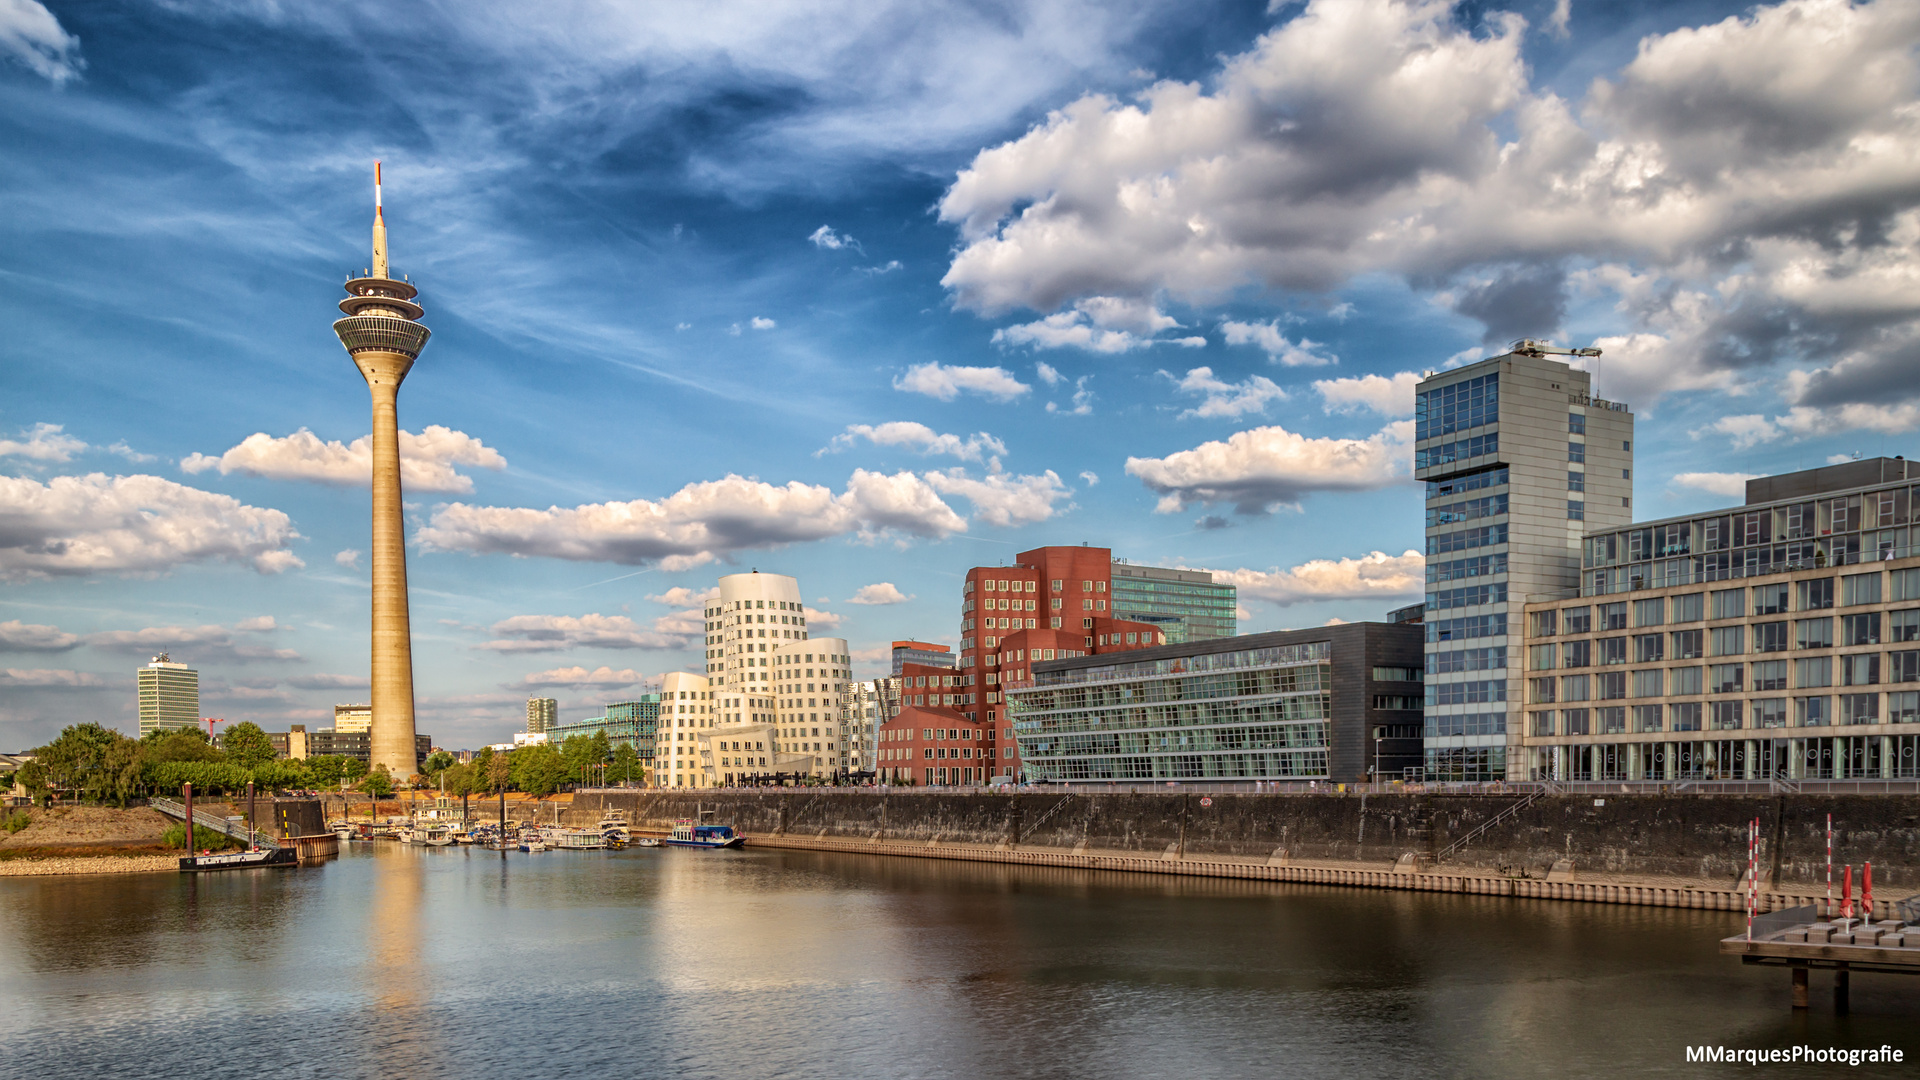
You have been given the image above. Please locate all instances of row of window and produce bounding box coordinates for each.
[1427,553,1506,584]
[1414,372,1497,442]
[1528,693,1920,735]
[1427,523,1508,556]
[1415,432,1498,471]
[1586,489,1920,568]
[1532,615,1920,666]
[1532,574,1916,636]
[1531,652,1920,700]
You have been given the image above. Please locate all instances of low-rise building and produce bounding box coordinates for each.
[891,641,954,674]
[1007,623,1424,784]
[876,666,986,785]
[1520,457,1920,780]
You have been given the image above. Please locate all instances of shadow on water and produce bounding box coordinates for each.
[0,845,1916,1079]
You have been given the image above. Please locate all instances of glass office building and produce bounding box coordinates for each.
[547,696,662,763]
[1416,351,1634,781]
[1521,457,1920,780]
[1110,562,1237,644]
[136,654,199,737]
[1008,623,1422,783]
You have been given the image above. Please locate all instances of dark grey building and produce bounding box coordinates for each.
[1007,622,1423,783]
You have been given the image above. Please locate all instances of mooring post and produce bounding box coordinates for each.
[1177,794,1189,859]
[1835,965,1850,1013]
[1791,965,1809,1009]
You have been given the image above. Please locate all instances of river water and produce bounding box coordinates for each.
[1,844,1915,1079]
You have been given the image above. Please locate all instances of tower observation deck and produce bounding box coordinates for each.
[333,162,429,782]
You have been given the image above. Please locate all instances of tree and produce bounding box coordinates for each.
[423,750,456,776]
[222,721,277,769]
[510,743,567,797]
[144,727,223,765]
[342,757,370,783]
[486,748,510,794]
[610,742,642,785]
[305,755,351,790]
[360,766,394,800]
[31,723,143,806]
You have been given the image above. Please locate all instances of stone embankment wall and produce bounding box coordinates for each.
[573,790,1920,888]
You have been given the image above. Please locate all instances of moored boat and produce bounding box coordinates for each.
[180,846,299,872]
[662,819,745,849]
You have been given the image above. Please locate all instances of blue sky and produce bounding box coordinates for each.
[5,0,1918,749]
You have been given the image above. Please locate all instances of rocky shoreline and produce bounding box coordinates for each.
[0,854,178,877]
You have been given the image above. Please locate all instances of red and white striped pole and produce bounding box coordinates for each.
[1746,818,1758,941]
[1826,813,1833,918]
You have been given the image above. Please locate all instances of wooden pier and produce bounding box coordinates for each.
[1721,904,1920,1010]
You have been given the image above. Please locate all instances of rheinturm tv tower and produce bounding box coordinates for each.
[333,163,429,782]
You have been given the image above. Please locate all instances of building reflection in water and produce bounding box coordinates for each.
[362,842,435,1063]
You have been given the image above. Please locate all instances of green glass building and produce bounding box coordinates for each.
[546,696,662,765]
[1110,562,1236,644]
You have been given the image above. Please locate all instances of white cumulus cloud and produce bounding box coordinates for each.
[0,473,302,580]
[647,585,720,607]
[808,225,859,251]
[825,422,1006,463]
[1165,367,1288,419]
[520,665,653,689]
[1126,420,1413,515]
[924,468,1072,527]
[1314,372,1421,416]
[181,426,506,494]
[417,469,968,569]
[0,422,87,463]
[1212,550,1425,607]
[848,582,913,605]
[1220,322,1337,367]
[0,0,83,84]
[84,619,302,664]
[1,668,108,690]
[0,619,79,652]
[477,613,694,653]
[893,362,1030,402]
[1672,472,1760,498]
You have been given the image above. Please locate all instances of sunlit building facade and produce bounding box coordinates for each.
[136,654,199,737]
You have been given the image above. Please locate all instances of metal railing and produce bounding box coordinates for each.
[150,797,279,849]
[1431,789,1546,865]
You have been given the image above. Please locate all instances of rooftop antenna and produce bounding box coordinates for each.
[371,161,388,280]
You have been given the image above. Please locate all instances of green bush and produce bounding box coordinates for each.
[161,823,237,851]
[3,810,30,834]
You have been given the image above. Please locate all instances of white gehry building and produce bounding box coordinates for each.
[696,570,855,783]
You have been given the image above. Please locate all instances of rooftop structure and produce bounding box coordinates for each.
[891,640,954,675]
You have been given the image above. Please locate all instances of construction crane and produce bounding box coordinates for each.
[1509,338,1600,359]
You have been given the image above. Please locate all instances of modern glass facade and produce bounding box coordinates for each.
[1416,353,1634,781]
[1008,622,1424,782]
[1010,641,1332,781]
[1109,563,1237,644]
[547,696,662,761]
[1522,459,1920,779]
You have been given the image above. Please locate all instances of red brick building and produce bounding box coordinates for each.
[959,545,1165,780]
[875,661,987,784]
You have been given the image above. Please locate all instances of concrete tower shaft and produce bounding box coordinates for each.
[332,162,431,782]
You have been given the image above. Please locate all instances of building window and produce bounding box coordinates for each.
[1633,704,1663,733]
[1564,607,1592,634]
[1709,626,1744,656]
[1560,674,1589,701]
[1671,701,1703,731]
[1892,610,1920,642]
[1710,588,1746,620]
[1843,612,1881,647]
[1889,650,1920,683]
[1597,672,1626,699]
[1567,500,1584,520]
[1567,471,1585,492]
[1710,700,1744,730]
[1598,637,1627,665]
[1530,711,1556,736]
[1709,663,1744,694]
[1528,644,1557,671]
[1796,617,1834,649]
[1842,653,1879,686]
[1563,639,1591,667]
[1888,691,1920,724]
[1795,656,1833,688]
[1796,696,1830,727]
[1753,583,1790,615]
[1568,442,1586,464]
[1753,660,1788,692]
[1568,413,1586,434]
[1842,572,1883,606]
[1672,629,1704,659]
[1673,593,1704,622]
[1841,693,1879,725]
[1754,699,1788,729]
[1633,598,1665,627]
[1631,668,1663,697]
[1799,578,1835,610]
[1564,708,1590,735]
[1530,609,1558,637]
[1598,706,1627,734]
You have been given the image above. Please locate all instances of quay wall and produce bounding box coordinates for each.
[571,790,1920,888]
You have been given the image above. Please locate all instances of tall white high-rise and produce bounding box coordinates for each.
[137,654,199,737]
[1416,349,1633,781]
